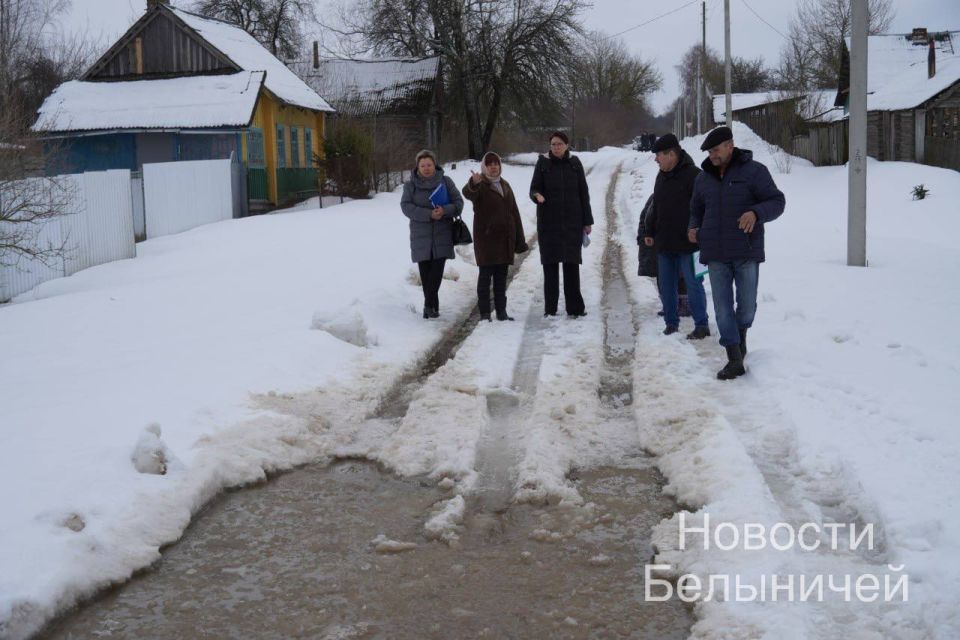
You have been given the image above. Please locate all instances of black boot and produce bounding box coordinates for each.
[428,306,439,318]
[423,306,431,319]
[739,327,748,357]
[496,309,514,321]
[480,312,492,322]
[687,325,711,340]
[717,345,746,380]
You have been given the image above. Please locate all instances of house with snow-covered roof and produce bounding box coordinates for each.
[293,56,444,150]
[836,28,960,170]
[711,92,808,146]
[33,0,335,208]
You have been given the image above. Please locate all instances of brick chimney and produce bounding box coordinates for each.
[928,38,936,78]
[147,0,170,9]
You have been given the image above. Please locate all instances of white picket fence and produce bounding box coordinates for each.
[1,169,135,302]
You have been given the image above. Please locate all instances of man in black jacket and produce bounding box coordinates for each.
[644,134,710,339]
[689,126,786,380]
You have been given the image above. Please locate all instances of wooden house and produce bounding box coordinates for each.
[32,0,334,208]
[711,92,807,147]
[836,29,960,171]
[296,56,443,150]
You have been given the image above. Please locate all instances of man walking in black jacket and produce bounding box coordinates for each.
[689,126,786,380]
[644,134,710,339]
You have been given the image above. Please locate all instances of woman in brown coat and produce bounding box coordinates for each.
[462,151,528,321]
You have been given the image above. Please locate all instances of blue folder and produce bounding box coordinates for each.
[430,181,450,207]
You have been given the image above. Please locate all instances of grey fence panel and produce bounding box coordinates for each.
[0,170,135,301]
[143,158,235,238]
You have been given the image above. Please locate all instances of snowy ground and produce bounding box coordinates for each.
[0,160,538,638]
[617,123,960,639]
[2,126,959,639]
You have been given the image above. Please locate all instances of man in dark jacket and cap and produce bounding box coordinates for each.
[644,133,710,339]
[689,126,786,380]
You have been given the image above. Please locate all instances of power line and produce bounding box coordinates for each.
[605,0,703,40]
[739,0,789,40]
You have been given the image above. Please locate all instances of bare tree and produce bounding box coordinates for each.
[677,45,772,97]
[572,32,661,109]
[565,31,662,147]
[1,0,96,122]
[0,0,96,269]
[774,20,819,90]
[192,0,316,59]
[328,0,587,159]
[1,109,75,269]
[779,0,895,89]
[675,44,773,127]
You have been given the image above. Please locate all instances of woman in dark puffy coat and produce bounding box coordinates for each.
[400,149,464,319]
[462,151,528,321]
[529,131,593,317]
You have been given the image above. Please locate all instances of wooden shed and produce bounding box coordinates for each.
[296,56,444,151]
[836,29,960,171]
[711,92,807,148]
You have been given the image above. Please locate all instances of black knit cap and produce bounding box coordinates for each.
[651,133,680,153]
[700,126,733,151]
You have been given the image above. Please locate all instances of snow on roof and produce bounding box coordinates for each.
[32,71,264,133]
[296,57,439,116]
[867,55,960,110]
[172,8,333,113]
[807,106,847,123]
[802,90,847,122]
[712,90,845,124]
[845,31,957,94]
[712,92,797,123]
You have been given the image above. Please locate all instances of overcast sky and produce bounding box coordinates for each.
[65,0,960,114]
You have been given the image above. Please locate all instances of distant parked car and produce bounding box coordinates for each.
[634,135,651,152]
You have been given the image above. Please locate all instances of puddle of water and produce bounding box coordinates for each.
[39,461,691,640]
[475,390,523,513]
[599,168,638,410]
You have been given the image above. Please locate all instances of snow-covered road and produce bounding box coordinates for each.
[3,128,959,639]
[37,156,699,639]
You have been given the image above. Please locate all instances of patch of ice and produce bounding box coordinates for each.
[423,495,465,544]
[370,534,417,553]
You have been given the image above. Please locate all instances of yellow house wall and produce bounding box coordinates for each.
[241,90,325,204]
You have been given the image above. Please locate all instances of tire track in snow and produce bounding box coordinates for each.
[616,160,928,639]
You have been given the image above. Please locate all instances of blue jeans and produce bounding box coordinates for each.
[657,252,709,328]
[707,260,759,346]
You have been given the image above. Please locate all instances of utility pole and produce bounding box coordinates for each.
[699,0,706,133]
[571,88,576,146]
[848,0,868,266]
[724,0,732,125]
[696,56,702,134]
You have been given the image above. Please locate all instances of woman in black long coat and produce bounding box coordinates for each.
[529,131,593,317]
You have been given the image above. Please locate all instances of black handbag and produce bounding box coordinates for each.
[452,216,472,245]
